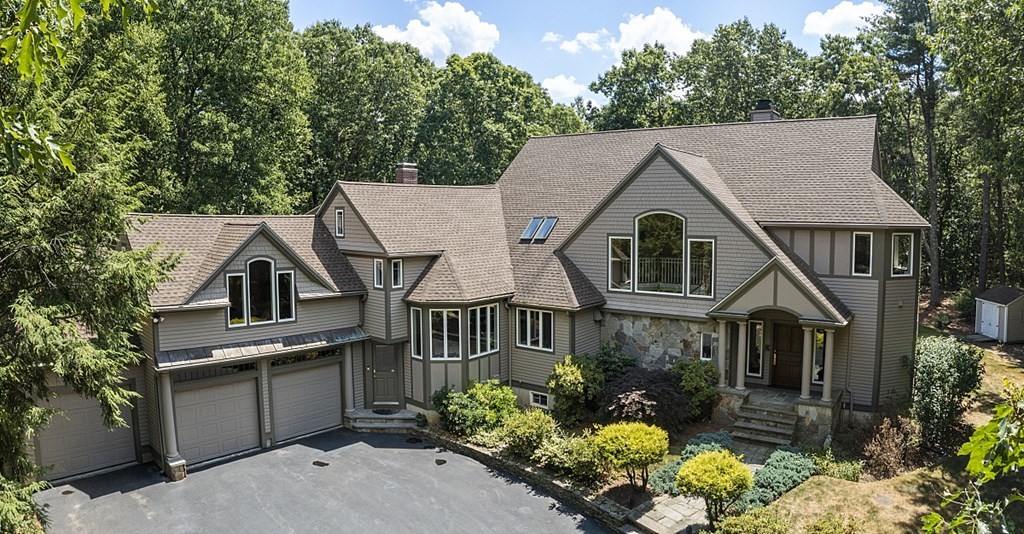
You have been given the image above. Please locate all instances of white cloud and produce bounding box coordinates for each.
[542,74,586,101]
[803,1,885,37]
[559,31,606,54]
[610,7,704,56]
[541,31,562,43]
[373,2,499,63]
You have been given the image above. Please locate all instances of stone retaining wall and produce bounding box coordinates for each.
[602,312,716,368]
[413,428,631,531]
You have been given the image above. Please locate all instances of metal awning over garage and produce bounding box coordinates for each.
[154,326,368,370]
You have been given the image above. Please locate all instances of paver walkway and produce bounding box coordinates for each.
[628,442,774,533]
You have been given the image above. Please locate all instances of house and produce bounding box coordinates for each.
[975,285,1024,343]
[34,105,927,482]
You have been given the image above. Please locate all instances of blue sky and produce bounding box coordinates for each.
[288,1,885,103]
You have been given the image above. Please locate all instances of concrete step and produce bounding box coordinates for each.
[731,430,793,447]
[350,420,418,433]
[350,417,418,425]
[733,420,795,437]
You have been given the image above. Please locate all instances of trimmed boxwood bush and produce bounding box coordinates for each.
[736,449,817,512]
[600,367,689,432]
[431,380,518,436]
[716,508,791,534]
[911,336,984,448]
[532,430,604,485]
[676,450,753,529]
[501,409,557,459]
[592,421,669,491]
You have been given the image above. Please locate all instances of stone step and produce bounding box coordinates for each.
[733,420,795,437]
[350,420,418,433]
[350,417,418,425]
[731,430,793,447]
[738,405,798,422]
[736,411,799,429]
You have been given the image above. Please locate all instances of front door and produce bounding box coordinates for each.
[371,345,400,405]
[772,324,803,389]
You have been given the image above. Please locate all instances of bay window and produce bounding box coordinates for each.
[892,233,913,277]
[469,303,499,357]
[410,307,423,359]
[431,309,461,360]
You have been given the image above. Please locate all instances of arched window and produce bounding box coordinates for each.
[635,212,684,294]
[247,259,274,323]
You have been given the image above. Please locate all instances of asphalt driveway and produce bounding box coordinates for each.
[36,430,609,533]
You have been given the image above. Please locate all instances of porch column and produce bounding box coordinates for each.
[716,320,728,387]
[735,320,748,390]
[343,343,356,415]
[159,372,180,460]
[822,329,835,402]
[800,327,814,400]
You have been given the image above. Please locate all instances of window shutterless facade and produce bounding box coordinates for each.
[746,320,764,377]
[891,233,913,277]
[700,332,718,362]
[516,308,553,351]
[277,271,295,322]
[635,212,685,295]
[468,303,499,358]
[410,307,423,359]
[852,232,872,276]
[608,236,632,292]
[430,309,461,360]
[391,259,403,289]
[373,258,384,288]
[335,208,344,237]
[687,239,714,297]
[226,258,295,328]
[530,392,550,409]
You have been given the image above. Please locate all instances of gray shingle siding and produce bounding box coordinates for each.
[563,156,770,318]
[157,297,360,352]
[510,308,571,388]
[574,309,602,356]
[322,192,384,255]
[391,257,431,339]
[820,277,879,408]
[348,255,386,339]
[879,278,916,401]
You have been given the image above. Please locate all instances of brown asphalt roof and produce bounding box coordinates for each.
[126,214,365,308]
[336,182,516,303]
[498,115,925,310]
[978,285,1024,305]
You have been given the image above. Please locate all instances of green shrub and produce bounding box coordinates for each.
[501,409,557,459]
[911,336,984,448]
[737,449,817,511]
[676,450,753,529]
[808,447,863,482]
[953,287,976,322]
[804,513,865,533]
[600,367,689,431]
[593,422,669,491]
[651,432,737,496]
[532,430,605,485]
[0,477,46,534]
[933,312,951,330]
[430,380,518,436]
[466,429,505,449]
[546,354,602,426]
[716,508,791,534]
[671,359,719,421]
[863,416,920,479]
[581,343,637,384]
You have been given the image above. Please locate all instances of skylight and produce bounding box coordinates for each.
[520,216,558,243]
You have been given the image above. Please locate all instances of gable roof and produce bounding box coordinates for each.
[127,214,365,309]
[978,285,1024,306]
[335,182,516,303]
[498,115,920,311]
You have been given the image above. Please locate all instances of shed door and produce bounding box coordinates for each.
[36,392,136,480]
[272,362,343,441]
[175,379,259,464]
[980,302,1001,339]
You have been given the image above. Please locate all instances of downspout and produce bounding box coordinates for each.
[843,326,854,420]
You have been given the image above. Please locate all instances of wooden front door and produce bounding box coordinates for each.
[371,345,400,405]
[772,324,803,389]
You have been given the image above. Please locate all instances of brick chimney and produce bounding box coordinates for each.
[750,99,783,122]
[395,162,418,184]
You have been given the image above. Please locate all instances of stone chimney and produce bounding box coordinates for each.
[395,162,418,184]
[750,99,783,122]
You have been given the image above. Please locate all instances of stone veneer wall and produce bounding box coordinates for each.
[602,312,717,369]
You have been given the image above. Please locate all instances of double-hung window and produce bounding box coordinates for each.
[391,259,403,289]
[468,303,499,357]
[410,307,423,359]
[852,232,872,276]
[700,332,718,362]
[335,209,344,237]
[226,258,295,327]
[608,236,632,292]
[516,308,552,351]
[430,309,461,360]
[892,233,913,277]
[373,259,384,288]
[687,239,714,297]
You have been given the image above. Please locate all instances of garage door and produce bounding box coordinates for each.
[36,393,136,481]
[980,302,1001,339]
[272,363,342,441]
[175,379,259,464]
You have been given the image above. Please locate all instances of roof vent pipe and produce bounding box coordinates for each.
[750,99,783,122]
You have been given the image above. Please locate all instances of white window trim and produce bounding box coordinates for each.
[607,235,633,293]
[276,270,296,323]
[530,391,550,409]
[373,258,384,289]
[686,238,715,299]
[391,259,404,289]
[812,329,826,385]
[745,320,764,378]
[430,309,462,360]
[633,211,686,297]
[246,257,277,324]
[852,231,873,277]
[700,332,718,362]
[335,208,344,237]
[226,272,247,328]
[468,303,500,358]
[891,232,914,277]
[410,307,423,359]
[516,307,553,352]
